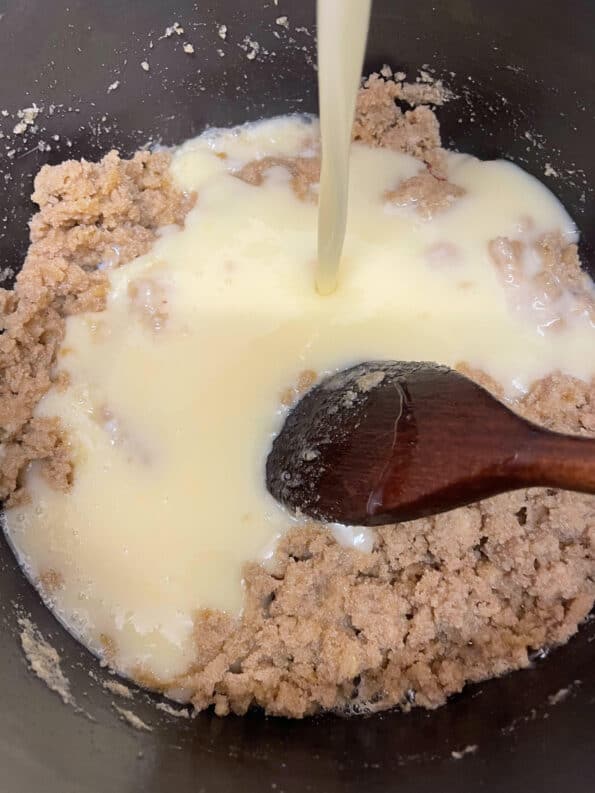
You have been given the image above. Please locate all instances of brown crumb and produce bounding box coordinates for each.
[297,369,317,393]
[0,150,194,504]
[235,156,320,202]
[537,234,595,325]
[99,633,118,666]
[380,107,443,165]
[488,232,594,331]
[521,372,595,434]
[353,74,446,175]
[280,369,318,407]
[53,370,71,392]
[385,171,465,219]
[352,74,402,145]
[1,418,73,506]
[29,150,195,270]
[455,363,506,401]
[38,569,65,596]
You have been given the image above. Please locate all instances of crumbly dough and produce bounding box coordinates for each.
[385,171,466,219]
[2,75,594,718]
[353,74,448,177]
[0,150,194,504]
[489,232,594,330]
[235,155,321,202]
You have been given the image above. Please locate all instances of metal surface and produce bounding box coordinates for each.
[0,1,593,791]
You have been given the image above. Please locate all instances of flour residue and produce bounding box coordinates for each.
[103,677,134,699]
[451,744,478,760]
[156,700,192,719]
[18,615,76,708]
[113,704,153,731]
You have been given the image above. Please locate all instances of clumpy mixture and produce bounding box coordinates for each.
[1,74,594,718]
[177,369,595,717]
[0,151,194,505]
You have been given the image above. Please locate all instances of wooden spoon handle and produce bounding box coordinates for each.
[514,427,595,494]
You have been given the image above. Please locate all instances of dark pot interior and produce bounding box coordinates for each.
[0,2,594,792]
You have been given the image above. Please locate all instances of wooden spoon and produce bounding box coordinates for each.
[266,361,595,526]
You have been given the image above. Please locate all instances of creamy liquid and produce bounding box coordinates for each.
[5,116,594,683]
[316,0,371,294]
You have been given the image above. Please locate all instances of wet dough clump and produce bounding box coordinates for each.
[235,155,321,202]
[385,171,466,219]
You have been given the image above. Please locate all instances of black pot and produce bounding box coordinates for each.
[1,2,593,791]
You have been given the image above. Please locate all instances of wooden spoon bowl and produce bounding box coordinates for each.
[266,361,595,526]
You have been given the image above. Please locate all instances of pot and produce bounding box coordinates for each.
[1,2,593,791]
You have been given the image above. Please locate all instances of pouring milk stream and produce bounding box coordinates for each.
[316,0,372,295]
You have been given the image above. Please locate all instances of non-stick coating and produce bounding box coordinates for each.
[0,2,593,792]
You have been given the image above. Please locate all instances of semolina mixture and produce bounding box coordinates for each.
[1,74,594,717]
